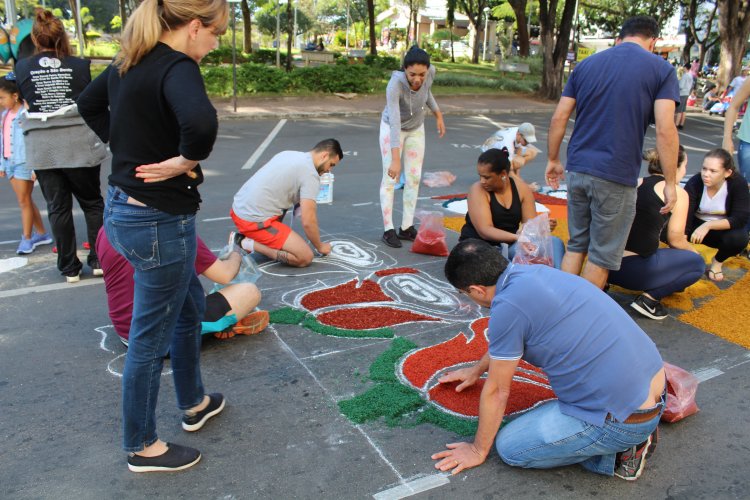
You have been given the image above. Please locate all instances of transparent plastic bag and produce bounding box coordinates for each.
[422,171,457,188]
[512,212,554,267]
[211,244,261,293]
[411,211,449,257]
[661,362,700,423]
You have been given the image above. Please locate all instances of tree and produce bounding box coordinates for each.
[256,3,313,38]
[507,0,530,57]
[716,0,750,89]
[447,0,457,62]
[684,0,719,69]
[538,0,576,100]
[286,0,293,71]
[578,0,679,36]
[240,0,255,53]
[455,0,492,63]
[367,0,377,55]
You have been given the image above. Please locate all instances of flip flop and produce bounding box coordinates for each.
[705,269,724,282]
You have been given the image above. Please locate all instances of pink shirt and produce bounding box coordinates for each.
[2,107,18,159]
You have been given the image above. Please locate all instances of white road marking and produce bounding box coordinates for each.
[242,119,287,170]
[352,202,374,207]
[0,278,103,298]
[203,216,232,222]
[373,474,450,500]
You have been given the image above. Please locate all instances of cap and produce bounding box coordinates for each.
[517,122,537,143]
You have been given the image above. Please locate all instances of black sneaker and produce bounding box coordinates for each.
[382,229,402,248]
[630,294,668,320]
[127,442,201,473]
[90,259,104,277]
[614,430,657,481]
[182,393,225,432]
[397,226,418,241]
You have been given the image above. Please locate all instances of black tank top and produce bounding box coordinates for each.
[624,175,670,257]
[460,178,522,243]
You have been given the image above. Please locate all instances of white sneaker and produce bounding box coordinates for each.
[65,272,81,283]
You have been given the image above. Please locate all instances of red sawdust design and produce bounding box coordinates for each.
[400,317,556,418]
[534,192,568,206]
[430,193,467,200]
[300,279,392,311]
[316,306,441,329]
[402,318,490,390]
[374,267,420,277]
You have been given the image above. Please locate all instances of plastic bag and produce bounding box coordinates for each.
[661,362,700,423]
[512,212,554,267]
[211,244,261,293]
[422,171,457,188]
[411,211,449,257]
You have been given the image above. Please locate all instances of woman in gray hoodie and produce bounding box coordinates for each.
[379,46,445,248]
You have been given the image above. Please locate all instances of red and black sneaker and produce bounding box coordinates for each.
[614,428,659,481]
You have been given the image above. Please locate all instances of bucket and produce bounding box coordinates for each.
[317,173,334,204]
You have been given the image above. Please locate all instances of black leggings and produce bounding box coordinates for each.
[608,248,705,300]
[692,217,749,262]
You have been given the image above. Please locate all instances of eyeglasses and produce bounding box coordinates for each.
[4,72,15,81]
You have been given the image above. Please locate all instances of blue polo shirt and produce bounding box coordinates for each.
[488,264,663,427]
[562,42,679,187]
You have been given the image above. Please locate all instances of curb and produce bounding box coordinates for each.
[217,106,555,121]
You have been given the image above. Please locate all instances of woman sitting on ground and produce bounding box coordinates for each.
[608,147,705,320]
[684,148,750,282]
[459,148,565,268]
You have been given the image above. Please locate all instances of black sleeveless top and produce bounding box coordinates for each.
[460,178,522,243]
[624,175,670,257]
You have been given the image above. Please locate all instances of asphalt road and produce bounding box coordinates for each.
[1,111,749,499]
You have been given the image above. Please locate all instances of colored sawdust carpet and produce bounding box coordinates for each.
[339,320,557,436]
[269,306,394,339]
[679,269,750,349]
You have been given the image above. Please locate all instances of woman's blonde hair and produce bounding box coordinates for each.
[115,0,228,75]
[643,145,686,175]
[31,8,72,59]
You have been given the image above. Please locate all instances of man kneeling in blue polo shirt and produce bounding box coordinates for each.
[432,239,666,480]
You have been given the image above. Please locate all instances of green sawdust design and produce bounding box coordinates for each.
[338,383,424,424]
[369,337,417,382]
[338,338,480,436]
[416,407,479,436]
[269,306,394,339]
[269,307,307,324]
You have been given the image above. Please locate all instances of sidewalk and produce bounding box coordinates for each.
[212,93,558,120]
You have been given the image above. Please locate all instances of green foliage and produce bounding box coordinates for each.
[110,16,122,31]
[246,48,291,66]
[255,3,313,37]
[203,46,250,65]
[434,72,538,92]
[86,42,118,58]
[364,53,400,71]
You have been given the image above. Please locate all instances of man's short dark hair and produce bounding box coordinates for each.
[619,16,660,40]
[444,239,508,290]
[313,138,343,160]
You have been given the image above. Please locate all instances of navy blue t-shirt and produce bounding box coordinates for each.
[562,42,679,187]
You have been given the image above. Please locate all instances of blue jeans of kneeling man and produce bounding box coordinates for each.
[105,185,206,452]
[496,392,665,476]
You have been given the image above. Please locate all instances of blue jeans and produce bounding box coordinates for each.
[496,392,665,476]
[737,140,750,233]
[105,186,206,452]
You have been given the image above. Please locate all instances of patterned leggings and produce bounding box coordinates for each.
[379,121,426,231]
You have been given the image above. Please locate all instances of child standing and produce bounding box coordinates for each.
[0,73,51,254]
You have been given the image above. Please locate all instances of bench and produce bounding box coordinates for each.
[496,62,531,78]
[348,49,366,59]
[300,51,335,67]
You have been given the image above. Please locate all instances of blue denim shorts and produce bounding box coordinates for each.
[566,171,636,271]
[2,163,34,181]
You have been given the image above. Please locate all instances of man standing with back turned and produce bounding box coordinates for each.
[545,16,680,289]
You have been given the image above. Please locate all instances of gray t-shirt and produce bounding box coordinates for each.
[381,66,439,143]
[232,150,320,222]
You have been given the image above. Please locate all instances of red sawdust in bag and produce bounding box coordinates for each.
[661,362,700,423]
[411,211,449,257]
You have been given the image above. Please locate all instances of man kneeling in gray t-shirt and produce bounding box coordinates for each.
[231,139,343,267]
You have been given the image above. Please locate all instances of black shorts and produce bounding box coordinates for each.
[204,292,231,323]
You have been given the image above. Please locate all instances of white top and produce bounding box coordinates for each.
[232,151,321,222]
[696,182,728,221]
[481,127,524,159]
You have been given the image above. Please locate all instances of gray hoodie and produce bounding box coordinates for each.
[381,66,440,144]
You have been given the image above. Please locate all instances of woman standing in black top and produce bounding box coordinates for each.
[459,148,565,268]
[15,9,108,282]
[608,147,704,320]
[78,0,228,472]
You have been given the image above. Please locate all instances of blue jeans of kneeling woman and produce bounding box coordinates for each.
[105,186,206,452]
[497,391,665,475]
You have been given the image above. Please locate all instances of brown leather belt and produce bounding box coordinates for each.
[608,405,662,424]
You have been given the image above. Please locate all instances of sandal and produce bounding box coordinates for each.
[705,269,724,282]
